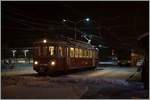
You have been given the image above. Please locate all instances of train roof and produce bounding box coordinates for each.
[33,37,96,49]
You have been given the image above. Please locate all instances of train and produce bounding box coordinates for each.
[33,38,99,75]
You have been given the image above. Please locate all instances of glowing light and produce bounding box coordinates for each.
[11,50,17,57]
[34,61,38,65]
[23,49,29,57]
[51,61,55,66]
[63,19,66,22]
[18,60,25,63]
[43,39,47,43]
[85,18,90,22]
[70,47,74,50]
[96,48,99,51]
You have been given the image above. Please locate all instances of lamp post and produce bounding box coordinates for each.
[63,18,90,40]
[23,49,29,58]
[23,49,29,63]
[11,50,16,58]
[11,49,16,64]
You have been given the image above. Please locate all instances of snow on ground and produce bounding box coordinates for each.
[1,64,148,99]
[1,63,36,76]
[2,75,88,99]
[1,75,149,99]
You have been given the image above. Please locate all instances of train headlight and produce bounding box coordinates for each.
[43,39,47,43]
[51,61,55,66]
[34,61,38,65]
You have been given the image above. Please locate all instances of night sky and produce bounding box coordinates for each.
[1,1,149,49]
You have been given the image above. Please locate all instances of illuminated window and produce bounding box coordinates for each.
[58,47,63,57]
[90,50,92,58]
[79,49,83,58]
[81,49,83,58]
[83,49,86,58]
[49,46,55,56]
[86,50,89,58]
[93,51,95,58]
[75,48,78,58]
[70,47,74,58]
[78,49,81,58]
[88,50,90,58]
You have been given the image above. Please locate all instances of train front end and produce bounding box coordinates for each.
[33,39,58,74]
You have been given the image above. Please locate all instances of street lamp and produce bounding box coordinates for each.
[11,50,16,58]
[63,19,66,22]
[85,18,90,22]
[62,17,90,40]
[11,49,17,64]
[81,33,91,44]
[23,49,29,58]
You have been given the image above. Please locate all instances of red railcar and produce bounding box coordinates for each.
[33,38,99,74]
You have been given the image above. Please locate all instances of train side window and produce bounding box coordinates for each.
[75,48,78,58]
[90,50,92,58]
[86,50,89,58]
[84,49,87,58]
[70,47,74,58]
[49,46,55,56]
[79,49,82,58]
[81,49,84,58]
[85,49,87,58]
[88,50,90,58]
[78,49,81,58]
[85,50,86,58]
[58,46,63,57]
[83,49,86,58]
[93,51,95,58]
[92,51,94,58]
[85,50,87,58]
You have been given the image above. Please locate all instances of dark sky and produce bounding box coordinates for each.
[1,1,149,49]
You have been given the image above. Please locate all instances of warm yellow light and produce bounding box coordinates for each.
[51,61,55,66]
[70,47,74,50]
[43,39,47,43]
[34,61,38,65]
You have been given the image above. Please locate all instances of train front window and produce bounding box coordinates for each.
[34,46,48,57]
